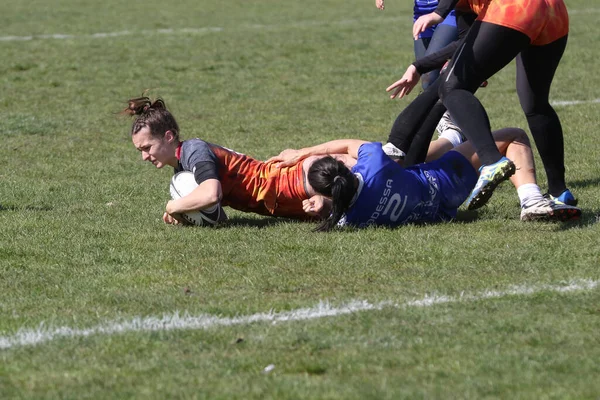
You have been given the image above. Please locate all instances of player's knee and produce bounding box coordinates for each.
[493,127,530,146]
[512,128,530,145]
[517,90,553,117]
[520,101,554,118]
[438,74,464,102]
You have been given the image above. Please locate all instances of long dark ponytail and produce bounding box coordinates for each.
[307,156,358,232]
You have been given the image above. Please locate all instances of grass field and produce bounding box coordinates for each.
[1,0,600,398]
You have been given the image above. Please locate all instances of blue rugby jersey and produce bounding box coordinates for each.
[414,0,438,17]
[339,143,446,228]
[414,0,457,38]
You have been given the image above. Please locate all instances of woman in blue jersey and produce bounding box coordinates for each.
[269,128,580,230]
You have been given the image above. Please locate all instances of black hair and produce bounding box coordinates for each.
[307,156,358,232]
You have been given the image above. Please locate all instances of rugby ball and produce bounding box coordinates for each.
[169,171,228,226]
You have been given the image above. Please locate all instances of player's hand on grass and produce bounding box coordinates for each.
[163,212,181,225]
[376,0,385,10]
[163,201,190,225]
[163,212,192,226]
[413,12,444,40]
[387,64,420,99]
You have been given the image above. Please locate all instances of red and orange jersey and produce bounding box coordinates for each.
[208,145,312,220]
[455,0,569,45]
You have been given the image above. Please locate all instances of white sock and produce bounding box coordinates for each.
[439,129,464,148]
[382,142,406,159]
[517,183,544,208]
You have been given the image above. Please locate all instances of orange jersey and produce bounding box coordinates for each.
[456,0,569,45]
[209,145,312,219]
[177,139,312,220]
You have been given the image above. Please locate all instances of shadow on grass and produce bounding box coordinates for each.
[222,212,485,230]
[0,204,53,212]
[552,209,600,231]
[183,208,598,230]
[569,177,600,189]
[454,208,598,230]
[454,210,480,223]
[219,216,310,229]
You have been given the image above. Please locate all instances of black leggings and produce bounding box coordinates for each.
[516,36,568,196]
[386,78,443,158]
[388,21,569,195]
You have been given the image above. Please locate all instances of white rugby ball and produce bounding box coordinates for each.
[169,171,228,226]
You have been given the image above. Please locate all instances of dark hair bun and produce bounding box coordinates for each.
[122,97,166,116]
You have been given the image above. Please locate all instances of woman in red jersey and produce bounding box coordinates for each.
[123,97,331,224]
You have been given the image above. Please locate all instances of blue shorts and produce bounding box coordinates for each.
[412,151,478,220]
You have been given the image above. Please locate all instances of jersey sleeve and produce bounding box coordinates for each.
[435,0,460,19]
[412,11,476,75]
[179,140,220,184]
[352,142,397,178]
[413,42,459,74]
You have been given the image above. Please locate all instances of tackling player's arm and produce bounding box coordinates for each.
[268,139,367,167]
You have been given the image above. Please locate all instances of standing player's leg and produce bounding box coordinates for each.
[439,21,530,209]
[384,10,457,163]
[453,128,581,220]
[413,7,432,91]
[383,78,443,160]
[421,19,458,88]
[384,9,452,162]
[414,36,431,69]
[404,100,447,165]
[403,14,460,165]
[516,35,576,205]
[403,14,460,164]
[457,128,538,186]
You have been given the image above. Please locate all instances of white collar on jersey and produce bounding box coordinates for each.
[349,173,364,208]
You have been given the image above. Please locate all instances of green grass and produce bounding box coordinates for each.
[1,0,600,398]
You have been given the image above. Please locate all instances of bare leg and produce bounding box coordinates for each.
[452,128,580,220]
[425,138,454,162]
[452,128,536,190]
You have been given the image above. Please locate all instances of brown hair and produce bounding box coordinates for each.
[122,96,180,140]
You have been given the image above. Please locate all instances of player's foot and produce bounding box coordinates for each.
[466,157,516,210]
[544,189,578,206]
[382,142,405,161]
[436,111,458,134]
[436,112,463,137]
[520,197,581,221]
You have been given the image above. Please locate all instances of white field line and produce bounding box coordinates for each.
[0,27,225,42]
[0,17,405,42]
[0,8,597,43]
[551,98,600,107]
[0,279,597,350]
